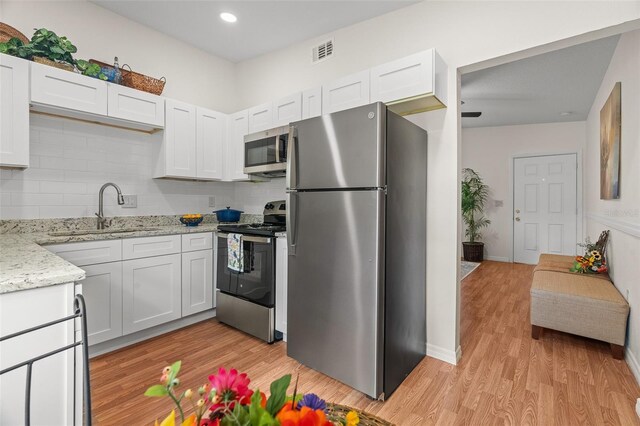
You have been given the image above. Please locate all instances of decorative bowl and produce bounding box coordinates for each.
[180,214,203,227]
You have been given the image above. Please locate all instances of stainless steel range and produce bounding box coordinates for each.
[215,200,285,343]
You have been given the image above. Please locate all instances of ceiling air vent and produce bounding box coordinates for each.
[312,39,334,63]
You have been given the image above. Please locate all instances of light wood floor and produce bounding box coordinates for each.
[91,261,640,425]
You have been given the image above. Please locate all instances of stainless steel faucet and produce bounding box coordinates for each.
[96,182,125,229]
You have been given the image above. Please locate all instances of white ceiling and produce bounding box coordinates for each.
[461,35,620,128]
[91,0,419,62]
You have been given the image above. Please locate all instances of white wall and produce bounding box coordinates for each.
[584,30,640,382]
[0,115,286,219]
[0,115,239,219]
[1,0,237,112]
[234,0,640,362]
[461,122,586,262]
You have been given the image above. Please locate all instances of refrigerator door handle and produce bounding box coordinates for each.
[286,125,297,190]
[286,192,297,255]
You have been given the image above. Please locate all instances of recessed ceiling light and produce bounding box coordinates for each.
[220,12,237,23]
[560,111,572,116]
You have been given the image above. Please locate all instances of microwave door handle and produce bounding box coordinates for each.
[275,134,280,163]
[286,125,297,190]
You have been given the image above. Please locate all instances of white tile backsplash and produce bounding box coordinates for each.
[0,115,286,219]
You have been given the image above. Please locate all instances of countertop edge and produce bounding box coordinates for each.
[1,224,224,295]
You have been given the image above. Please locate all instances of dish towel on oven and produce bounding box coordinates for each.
[227,233,244,273]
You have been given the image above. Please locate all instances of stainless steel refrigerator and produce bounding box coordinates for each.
[286,102,427,399]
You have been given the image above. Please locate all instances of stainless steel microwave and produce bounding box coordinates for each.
[243,126,289,178]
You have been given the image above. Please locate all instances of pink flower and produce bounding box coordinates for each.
[208,368,252,413]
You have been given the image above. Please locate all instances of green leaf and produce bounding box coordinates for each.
[249,390,272,425]
[265,374,291,416]
[170,360,181,379]
[144,384,169,397]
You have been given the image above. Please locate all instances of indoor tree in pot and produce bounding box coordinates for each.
[461,168,491,262]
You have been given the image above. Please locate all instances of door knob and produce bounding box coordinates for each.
[515,209,520,213]
[515,217,521,222]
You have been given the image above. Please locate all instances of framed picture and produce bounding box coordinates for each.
[600,82,621,200]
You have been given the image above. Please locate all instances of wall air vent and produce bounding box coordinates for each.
[312,39,334,63]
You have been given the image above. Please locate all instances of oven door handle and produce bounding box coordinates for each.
[217,233,271,244]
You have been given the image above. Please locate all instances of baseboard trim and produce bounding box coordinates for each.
[587,212,640,238]
[426,343,461,365]
[486,256,510,262]
[626,347,640,389]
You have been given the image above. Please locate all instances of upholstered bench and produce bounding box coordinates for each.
[530,254,630,359]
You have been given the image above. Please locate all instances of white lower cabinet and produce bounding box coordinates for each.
[82,262,123,345]
[122,253,182,334]
[275,237,288,340]
[0,283,80,425]
[181,249,214,316]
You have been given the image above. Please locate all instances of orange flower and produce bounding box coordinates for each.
[276,404,332,426]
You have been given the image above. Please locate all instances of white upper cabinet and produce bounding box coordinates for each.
[248,102,273,133]
[0,54,29,168]
[322,70,370,114]
[273,93,302,127]
[370,49,447,115]
[302,87,322,120]
[30,61,108,115]
[160,99,197,178]
[226,110,250,181]
[107,84,165,127]
[196,107,225,180]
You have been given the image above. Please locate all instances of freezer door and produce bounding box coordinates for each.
[287,189,385,398]
[287,102,386,190]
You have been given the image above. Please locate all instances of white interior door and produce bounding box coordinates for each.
[513,154,577,264]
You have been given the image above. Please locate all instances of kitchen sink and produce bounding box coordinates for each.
[48,227,161,237]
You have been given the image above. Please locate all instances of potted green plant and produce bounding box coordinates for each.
[461,168,491,262]
[75,59,107,80]
[0,37,33,59]
[25,28,77,71]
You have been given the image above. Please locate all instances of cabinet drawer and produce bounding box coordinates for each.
[46,240,122,266]
[182,232,213,252]
[107,84,165,127]
[30,62,108,115]
[122,235,181,260]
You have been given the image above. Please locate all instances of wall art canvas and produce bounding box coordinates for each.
[600,82,621,200]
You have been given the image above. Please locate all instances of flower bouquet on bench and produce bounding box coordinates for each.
[145,361,391,426]
[570,230,609,274]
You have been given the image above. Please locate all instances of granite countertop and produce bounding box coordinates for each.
[0,233,86,294]
[0,214,264,295]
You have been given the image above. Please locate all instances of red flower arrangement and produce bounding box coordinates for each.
[145,361,359,426]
